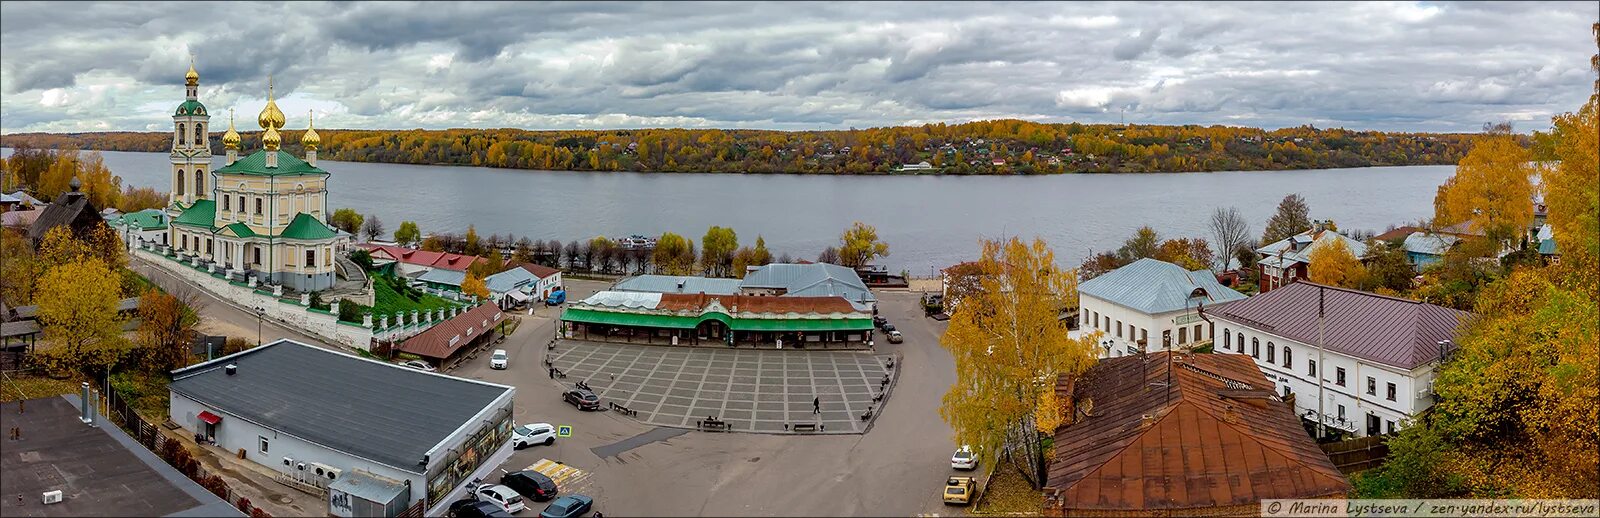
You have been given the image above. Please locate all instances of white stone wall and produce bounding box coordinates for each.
[1215,317,1437,438]
[1080,293,1220,358]
[136,247,375,351]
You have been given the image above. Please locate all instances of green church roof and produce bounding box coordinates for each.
[122,209,168,231]
[216,150,329,177]
[220,222,258,238]
[172,199,216,229]
[279,213,337,240]
[174,99,208,117]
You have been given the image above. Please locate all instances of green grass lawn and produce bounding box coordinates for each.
[372,274,459,318]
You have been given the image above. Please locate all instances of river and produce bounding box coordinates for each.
[3,148,1454,274]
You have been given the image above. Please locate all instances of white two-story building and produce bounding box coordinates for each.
[1078,258,1248,358]
[1212,282,1469,438]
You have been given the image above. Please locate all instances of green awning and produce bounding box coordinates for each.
[562,308,701,329]
[730,318,874,332]
[562,308,873,332]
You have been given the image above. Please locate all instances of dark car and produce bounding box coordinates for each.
[873,315,887,328]
[539,495,594,518]
[563,389,601,410]
[449,499,513,518]
[502,470,559,502]
[881,323,896,333]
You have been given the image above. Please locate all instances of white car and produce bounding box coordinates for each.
[490,349,509,370]
[951,446,978,470]
[475,483,527,514]
[399,360,435,372]
[512,423,556,449]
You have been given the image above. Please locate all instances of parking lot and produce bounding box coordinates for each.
[454,279,970,516]
[550,340,896,433]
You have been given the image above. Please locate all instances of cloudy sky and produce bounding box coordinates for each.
[1,1,1594,134]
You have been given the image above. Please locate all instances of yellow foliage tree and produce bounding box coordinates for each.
[1308,238,1365,288]
[35,258,129,380]
[461,273,490,300]
[838,221,890,268]
[939,237,1098,489]
[1433,135,1535,248]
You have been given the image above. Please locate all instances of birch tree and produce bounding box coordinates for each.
[939,237,1098,489]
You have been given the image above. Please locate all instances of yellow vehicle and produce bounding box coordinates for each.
[943,476,974,505]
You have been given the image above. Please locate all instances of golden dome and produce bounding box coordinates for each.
[263,125,281,151]
[301,111,320,150]
[222,109,241,149]
[257,76,285,130]
[185,58,199,85]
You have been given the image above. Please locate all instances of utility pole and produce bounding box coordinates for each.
[1316,286,1327,439]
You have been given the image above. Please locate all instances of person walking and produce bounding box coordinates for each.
[813,396,821,415]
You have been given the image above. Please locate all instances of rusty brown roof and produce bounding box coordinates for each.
[1047,352,1349,512]
[1214,282,1469,370]
[656,293,863,314]
[396,304,505,360]
[511,262,561,279]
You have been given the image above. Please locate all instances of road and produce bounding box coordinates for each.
[151,263,971,516]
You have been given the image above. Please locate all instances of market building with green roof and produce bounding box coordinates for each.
[162,63,347,293]
[562,291,877,349]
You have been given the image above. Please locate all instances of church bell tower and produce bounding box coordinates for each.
[169,57,212,209]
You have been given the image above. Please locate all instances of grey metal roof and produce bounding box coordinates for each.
[328,469,410,503]
[613,275,741,295]
[741,263,875,303]
[1079,258,1247,314]
[169,339,512,473]
[1402,232,1459,256]
[417,268,467,287]
[1214,282,1470,370]
[484,267,536,293]
[1255,229,1369,265]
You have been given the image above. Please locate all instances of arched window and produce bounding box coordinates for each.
[193,124,203,146]
[1283,346,1292,368]
[177,123,186,146]
[176,169,185,195]
[1223,329,1231,350]
[194,169,204,196]
[1266,341,1276,363]
[1251,338,1260,358]
[1237,334,1245,351]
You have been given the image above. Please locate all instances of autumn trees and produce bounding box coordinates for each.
[1358,71,1599,498]
[1080,226,1215,279]
[1208,207,1252,271]
[940,237,1098,489]
[838,222,889,268]
[1307,238,1365,288]
[394,220,422,246]
[329,208,364,235]
[5,119,1479,176]
[1433,134,1536,252]
[653,233,695,275]
[1261,193,1312,245]
[700,226,738,277]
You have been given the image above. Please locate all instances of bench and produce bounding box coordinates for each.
[788,423,823,433]
[697,419,729,432]
[860,409,874,421]
[608,402,639,417]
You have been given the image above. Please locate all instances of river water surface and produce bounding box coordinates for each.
[4,148,1454,273]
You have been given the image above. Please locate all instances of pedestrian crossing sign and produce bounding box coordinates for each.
[557,425,572,437]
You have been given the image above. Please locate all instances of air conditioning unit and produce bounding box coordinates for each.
[310,462,342,480]
[282,456,294,467]
[297,462,307,471]
[42,490,63,505]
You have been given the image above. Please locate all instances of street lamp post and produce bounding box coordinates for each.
[256,306,266,345]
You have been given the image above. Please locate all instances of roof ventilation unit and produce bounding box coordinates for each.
[225,363,237,375]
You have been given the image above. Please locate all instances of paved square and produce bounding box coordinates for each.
[549,341,897,434]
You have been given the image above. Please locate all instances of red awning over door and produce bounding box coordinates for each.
[197,411,222,425]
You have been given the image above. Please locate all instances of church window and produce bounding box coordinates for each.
[193,124,203,146]
[177,123,186,146]
[176,170,185,195]
[255,197,262,215]
[194,169,204,195]
[306,249,315,268]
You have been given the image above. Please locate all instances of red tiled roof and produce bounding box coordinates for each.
[656,293,862,314]
[1215,282,1469,370]
[1047,352,1349,513]
[361,244,484,271]
[396,304,505,360]
[512,262,561,279]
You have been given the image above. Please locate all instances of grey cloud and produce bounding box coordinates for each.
[1112,28,1163,61]
[1,1,1594,134]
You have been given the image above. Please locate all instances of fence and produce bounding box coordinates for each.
[102,387,275,517]
[1319,434,1391,474]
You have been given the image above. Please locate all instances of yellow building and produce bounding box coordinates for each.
[167,65,347,292]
